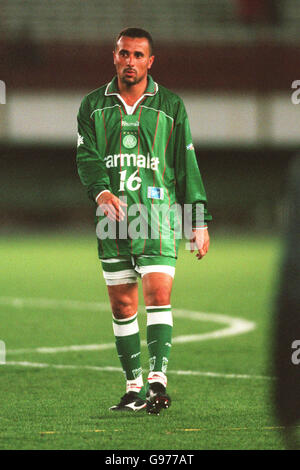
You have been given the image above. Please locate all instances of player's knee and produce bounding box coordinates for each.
[111,296,136,319]
[145,286,170,306]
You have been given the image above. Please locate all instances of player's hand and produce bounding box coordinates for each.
[190,228,210,260]
[96,191,127,222]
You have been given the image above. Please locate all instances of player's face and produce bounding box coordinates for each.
[113,36,154,86]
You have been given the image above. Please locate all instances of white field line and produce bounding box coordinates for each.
[0,296,265,380]
[3,361,274,381]
[1,296,256,355]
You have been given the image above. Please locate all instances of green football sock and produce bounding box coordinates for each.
[146,305,173,376]
[112,313,142,383]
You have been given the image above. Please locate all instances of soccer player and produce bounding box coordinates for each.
[76,28,211,414]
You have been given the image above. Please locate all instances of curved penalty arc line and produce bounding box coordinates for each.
[0,296,256,356]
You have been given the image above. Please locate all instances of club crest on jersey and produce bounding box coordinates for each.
[123,133,137,149]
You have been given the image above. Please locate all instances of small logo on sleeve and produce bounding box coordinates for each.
[186,143,194,151]
[77,133,84,147]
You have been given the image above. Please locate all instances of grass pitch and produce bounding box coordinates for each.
[0,232,286,449]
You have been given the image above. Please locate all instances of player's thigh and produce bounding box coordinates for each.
[137,256,175,306]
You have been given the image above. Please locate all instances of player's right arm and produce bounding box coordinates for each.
[96,190,127,222]
[76,97,125,221]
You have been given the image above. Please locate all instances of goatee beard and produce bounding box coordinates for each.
[121,74,144,86]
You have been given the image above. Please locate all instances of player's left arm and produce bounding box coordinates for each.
[173,99,212,259]
[190,227,210,260]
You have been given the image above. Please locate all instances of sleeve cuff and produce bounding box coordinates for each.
[192,225,208,230]
[95,189,110,203]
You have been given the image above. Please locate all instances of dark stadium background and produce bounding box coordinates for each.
[1,0,299,233]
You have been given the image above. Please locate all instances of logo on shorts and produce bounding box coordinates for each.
[123,133,137,149]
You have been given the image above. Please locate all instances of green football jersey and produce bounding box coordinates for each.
[76,75,211,259]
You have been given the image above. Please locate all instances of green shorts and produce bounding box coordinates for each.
[100,255,176,286]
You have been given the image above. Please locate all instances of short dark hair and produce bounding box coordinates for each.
[115,27,154,55]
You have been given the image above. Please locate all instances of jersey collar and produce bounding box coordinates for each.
[105,75,158,97]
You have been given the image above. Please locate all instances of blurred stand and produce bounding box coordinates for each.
[236,0,281,26]
[235,0,283,42]
[274,155,300,449]
[0,0,299,233]
[8,25,43,68]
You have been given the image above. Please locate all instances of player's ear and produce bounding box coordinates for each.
[113,49,117,65]
[148,55,155,70]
